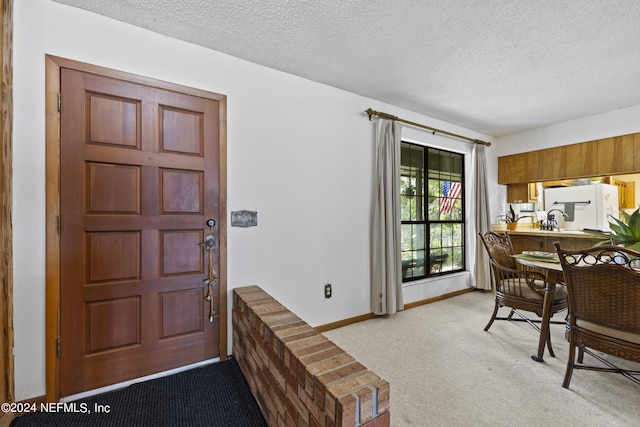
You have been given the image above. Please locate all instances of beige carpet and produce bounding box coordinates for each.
[323,290,639,426]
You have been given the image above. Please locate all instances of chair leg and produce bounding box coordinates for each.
[507,308,515,320]
[577,347,584,364]
[546,328,555,358]
[484,300,499,331]
[563,341,576,388]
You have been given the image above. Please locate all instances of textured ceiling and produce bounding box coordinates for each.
[52,0,640,137]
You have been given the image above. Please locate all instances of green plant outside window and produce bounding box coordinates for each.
[400,143,465,281]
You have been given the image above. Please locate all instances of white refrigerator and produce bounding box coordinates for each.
[543,183,619,231]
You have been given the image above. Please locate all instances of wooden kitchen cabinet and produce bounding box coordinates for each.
[506,183,528,203]
[634,133,640,171]
[540,148,560,181]
[508,232,605,255]
[597,135,635,175]
[611,179,635,209]
[543,237,577,252]
[498,153,527,184]
[526,150,542,182]
[580,140,599,177]
[497,131,640,184]
[565,143,583,178]
[509,234,544,254]
[507,183,538,203]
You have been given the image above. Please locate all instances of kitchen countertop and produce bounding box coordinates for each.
[506,229,593,238]
[491,224,603,238]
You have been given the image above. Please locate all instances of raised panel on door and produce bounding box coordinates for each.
[60,68,221,396]
[86,297,141,353]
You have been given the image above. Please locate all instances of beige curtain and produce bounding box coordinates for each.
[472,144,492,290]
[371,119,403,315]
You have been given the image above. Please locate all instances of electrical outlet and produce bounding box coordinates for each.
[324,283,332,298]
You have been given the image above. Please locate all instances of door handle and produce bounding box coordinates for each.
[200,231,217,322]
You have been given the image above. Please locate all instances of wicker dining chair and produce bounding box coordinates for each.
[554,243,640,388]
[479,232,568,356]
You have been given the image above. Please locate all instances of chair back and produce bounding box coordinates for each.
[554,243,640,334]
[479,231,518,270]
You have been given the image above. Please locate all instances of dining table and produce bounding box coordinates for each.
[512,252,565,362]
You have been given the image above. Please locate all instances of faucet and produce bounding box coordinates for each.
[545,209,569,231]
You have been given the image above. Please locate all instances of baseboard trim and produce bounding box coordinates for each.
[403,287,474,310]
[315,313,375,332]
[315,287,474,332]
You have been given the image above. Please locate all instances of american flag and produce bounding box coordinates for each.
[440,181,461,215]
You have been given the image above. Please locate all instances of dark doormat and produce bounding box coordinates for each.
[11,357,266,427]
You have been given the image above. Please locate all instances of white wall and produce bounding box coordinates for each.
[13,0,492,400]
[495,104,640,156]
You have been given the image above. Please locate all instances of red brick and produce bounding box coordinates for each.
[232,287,389,427]
[251,300,287,315]
[285,412,296,427]
[325,371,381,410]
[336,393,358,427]
[293,340,340,365]
[302,388,324,423]
[296,343,343,365]
[287,334,329,352]
[309,414,321,427]
[270,358,287,390]
[360,411,390,427]
[279,328,319,344]
[285,380,310,422]
[356,386,374,424]
[273,322,315,335]
[275,326,318,356]
[262,309,302,324]
[236,289,271,303]
[296,411,310,427]
[305,352,355,383]
[262,311,299,332]
[233,285,263,295]
[372,379,390,414]
[315,361,367,405]
[292,340,337,385]
[325,393,336,423]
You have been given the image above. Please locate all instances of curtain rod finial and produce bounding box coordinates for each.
[365,108,375,120]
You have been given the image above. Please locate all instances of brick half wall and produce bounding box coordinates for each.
[232,286,390,427]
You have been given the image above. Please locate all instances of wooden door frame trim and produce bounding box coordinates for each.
[1,1,14,421]
[45,55,228,402]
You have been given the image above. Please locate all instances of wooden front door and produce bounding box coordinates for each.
[57,66,224,397]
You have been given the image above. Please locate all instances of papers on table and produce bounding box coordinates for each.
[513,251,560,263]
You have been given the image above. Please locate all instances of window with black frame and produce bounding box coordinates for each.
[400,143,465,281]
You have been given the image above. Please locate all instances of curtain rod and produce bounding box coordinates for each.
[365,108,491,147]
